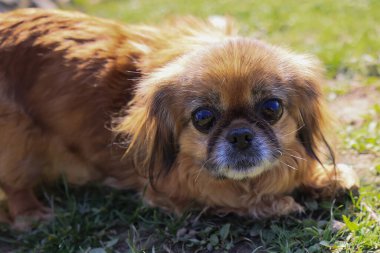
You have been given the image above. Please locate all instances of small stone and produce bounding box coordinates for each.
[331,220,346,232]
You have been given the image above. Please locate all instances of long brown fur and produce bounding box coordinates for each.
[0,9,358,229]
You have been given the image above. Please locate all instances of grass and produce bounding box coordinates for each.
[1,0,380,252]
[71,0,380,79]
[1,184,378,252]
[344,103,380,155]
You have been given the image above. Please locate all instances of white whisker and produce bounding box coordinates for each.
[280,148,307,162]
[282,124,305,137]
[275,149,283,156]
[195,157,214,183]
[286,153,307,161]
[280,161,297,170]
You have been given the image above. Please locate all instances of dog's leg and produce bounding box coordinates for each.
[214,195,304,218]
[248,195,304,218]
[0,100,52,230]
[301,163,359,198]
[2,184,52,230]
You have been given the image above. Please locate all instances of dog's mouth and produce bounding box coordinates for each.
[204,156,277,180]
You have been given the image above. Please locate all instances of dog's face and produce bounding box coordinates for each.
[124,38,327,181]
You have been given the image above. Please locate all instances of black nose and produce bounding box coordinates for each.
[226,128,254,150]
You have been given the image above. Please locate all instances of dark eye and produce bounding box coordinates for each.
[260,99,283,124]
[192,108,217,133]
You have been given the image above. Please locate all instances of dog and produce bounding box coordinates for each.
[0,8,358,229]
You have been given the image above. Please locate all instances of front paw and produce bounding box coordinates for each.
[335,163,360,192]
[273,196,305,216]
[12,207,53,231]
[250,196,304,218]
[307,163,360,199]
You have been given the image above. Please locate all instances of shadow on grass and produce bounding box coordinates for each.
[0,178,360,253]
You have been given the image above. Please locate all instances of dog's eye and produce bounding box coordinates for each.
[260,99,283,124]
[192,108,217,133]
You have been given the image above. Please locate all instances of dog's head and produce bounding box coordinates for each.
[118,38,332,181]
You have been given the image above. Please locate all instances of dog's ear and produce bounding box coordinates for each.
[292,58,335,166]
[296,84,334,165]
[115,83,180,183]
[148,86,180,175]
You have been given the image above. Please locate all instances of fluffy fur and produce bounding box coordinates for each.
[0,9,358,229]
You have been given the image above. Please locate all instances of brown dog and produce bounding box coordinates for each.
[0,9,358,229]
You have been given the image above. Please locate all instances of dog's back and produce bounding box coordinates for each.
[0,9,143,226]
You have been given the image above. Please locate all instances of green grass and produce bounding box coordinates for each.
[1,0,380,252]
[0,183,366,252]
[71,0,380,79]
[344,103,380,155]
[1,183,378,252]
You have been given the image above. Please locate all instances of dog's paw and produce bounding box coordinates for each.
[335,163,360,192]
[275,196,305,215]
[304,163,360,199]
[12,207,53,231]
[249,196,304,218]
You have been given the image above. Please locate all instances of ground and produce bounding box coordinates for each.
[0,0,379,252]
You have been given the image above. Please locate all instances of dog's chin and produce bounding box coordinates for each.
[207,159,277,180]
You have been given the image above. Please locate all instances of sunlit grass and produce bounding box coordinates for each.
[344,104,380,155]
[72,0,380,79]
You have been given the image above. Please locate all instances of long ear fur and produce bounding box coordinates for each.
[114,83,180,184]
[292,56,335,166]
[148,86,180,174]
[296,90,335,165]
